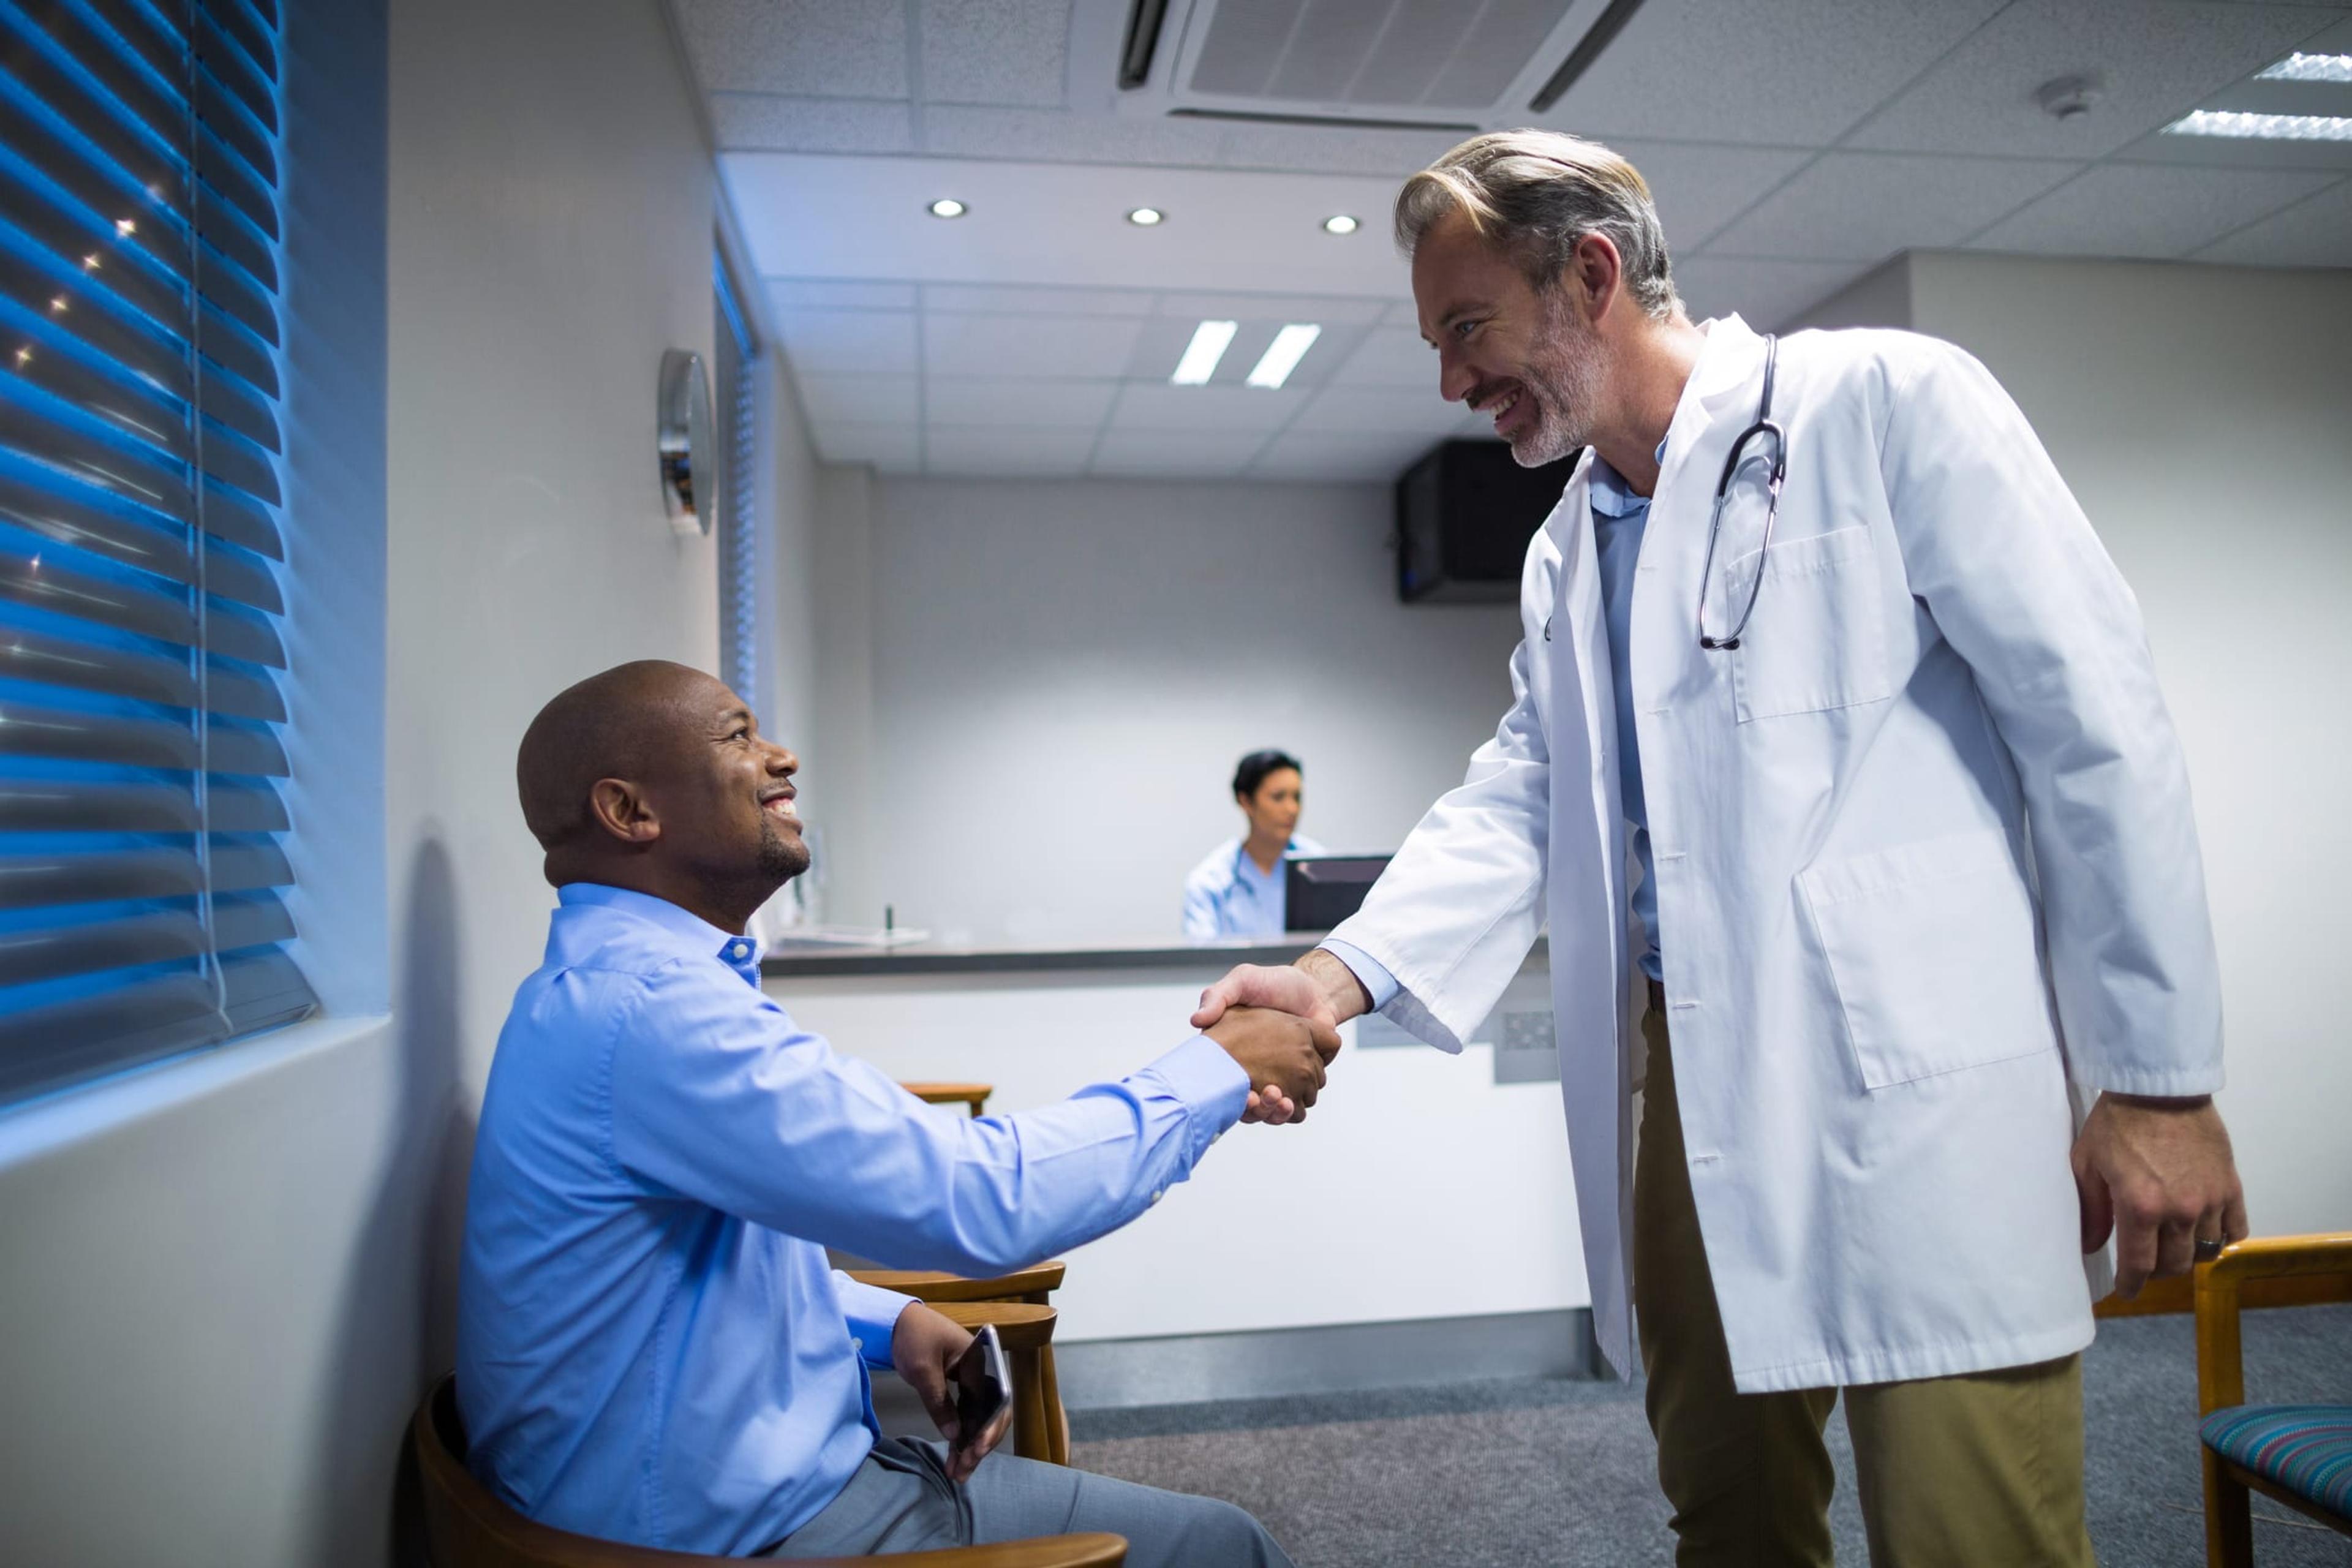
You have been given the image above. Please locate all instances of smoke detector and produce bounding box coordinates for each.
[2035,74,2104,121]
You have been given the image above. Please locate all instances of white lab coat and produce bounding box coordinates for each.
[1329,315,2222,1393]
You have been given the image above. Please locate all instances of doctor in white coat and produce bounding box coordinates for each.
[1196,132,2247,1566]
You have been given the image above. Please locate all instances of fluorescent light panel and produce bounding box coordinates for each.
[1172,320,1237,385]
[1245,323,1322,389]
[2163,108,2352,141]
[2256,53,2352,83]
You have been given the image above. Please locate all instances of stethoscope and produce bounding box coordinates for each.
[1697,334,1784,652]
[1543,335,1784,650]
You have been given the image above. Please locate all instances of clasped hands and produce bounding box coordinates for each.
[1193,952,1366,1125]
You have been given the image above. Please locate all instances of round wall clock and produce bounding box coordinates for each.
[657,347,716,538]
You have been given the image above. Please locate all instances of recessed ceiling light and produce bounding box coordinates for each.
[1322,214,1360,235]
[1126,206,1165,226]
[2162,108,2352,142]
[2256,53,2352,84]
[1171,320,1237,385]
[927,198,967,219]
[1246,323,1321,390]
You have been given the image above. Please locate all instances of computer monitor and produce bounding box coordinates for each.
[1284,854,1392,932]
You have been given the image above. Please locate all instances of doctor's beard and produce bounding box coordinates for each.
[1509,295,1612,469]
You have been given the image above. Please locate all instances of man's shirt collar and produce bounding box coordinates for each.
[556,882,764,984]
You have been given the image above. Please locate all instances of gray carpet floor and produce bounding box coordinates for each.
[1059,1305,2352,1567]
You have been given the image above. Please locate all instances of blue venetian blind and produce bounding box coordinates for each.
[714,250,758,722]
[0,0,314,1102]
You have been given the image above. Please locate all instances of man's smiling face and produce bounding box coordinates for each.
[1413,209,1610,469]
[649,672,810,888]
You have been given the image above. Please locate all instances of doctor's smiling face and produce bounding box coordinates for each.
[1414,208,1619,469]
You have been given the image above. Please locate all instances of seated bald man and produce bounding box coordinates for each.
[459,661,1327,1562]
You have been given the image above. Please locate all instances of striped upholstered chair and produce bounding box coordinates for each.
[2193,1234,2352,1566]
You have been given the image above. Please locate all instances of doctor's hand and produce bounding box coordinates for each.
[1207,1005,1340,1124]
[2072,1093,2248,1300]
[891,1303,1008,1483]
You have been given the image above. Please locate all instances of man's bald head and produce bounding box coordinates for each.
[517,660,724,857]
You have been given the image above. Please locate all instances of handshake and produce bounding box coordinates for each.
[1190,957,1362,1126]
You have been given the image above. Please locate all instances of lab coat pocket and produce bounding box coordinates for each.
[1798,830,2059,1090]
[1722,526,1893,722]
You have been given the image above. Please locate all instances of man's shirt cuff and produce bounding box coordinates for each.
[1141,1033,1250,1161]
[1319,938,1401,1012]
[833,1274,917,1370]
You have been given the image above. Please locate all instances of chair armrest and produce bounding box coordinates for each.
[846,1262,1066,1304]
[2195,1232,2352,1415]
[933,1300,1057,1353]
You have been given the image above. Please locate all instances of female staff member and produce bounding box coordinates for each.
[1182,750,1326,941]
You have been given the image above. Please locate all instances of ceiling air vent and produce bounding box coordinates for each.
[1095,0,1639,131]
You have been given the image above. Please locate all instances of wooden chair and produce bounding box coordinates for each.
[412,1372,1122,1568]
[901,1082,993,1118]
[848,1262,1072,1465]
[2190,1234,2352,1566]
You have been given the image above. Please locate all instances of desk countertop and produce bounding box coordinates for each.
[760,935,1325,979]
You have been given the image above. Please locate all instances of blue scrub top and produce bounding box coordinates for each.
[1182,834,1328,940]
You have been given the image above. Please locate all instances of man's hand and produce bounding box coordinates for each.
[1207,1005,1340,1123]
[1194,952,1367,1123]
[890,1303,1008,1482]
[2072,1092,2248,1299]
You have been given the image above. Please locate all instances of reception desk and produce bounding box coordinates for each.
[763,937,1593,1397]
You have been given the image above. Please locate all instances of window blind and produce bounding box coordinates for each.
[714,250,758,722]
[0,0,315,1104]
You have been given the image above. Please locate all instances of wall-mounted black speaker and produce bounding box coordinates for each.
[1393,439,1579,603]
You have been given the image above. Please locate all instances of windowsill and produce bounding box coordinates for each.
[0,1012,393,1172]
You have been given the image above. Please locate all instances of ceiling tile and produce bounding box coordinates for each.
[672,0,909,97]
[1253,429,1435,483]
[794,373,921,426]
[1213,124,1467,178]
[1543,0,2010,145]
[1844,0,2339,160]
[1107,382,1305,432]
[709,94,916,154]
[924,425,1096,475]
[925,377,1118,428]
[1287,387,1462,435]
[1151,292,1389,325]
[1704,153,2080,260]
[1673,257,1867,330]
[774,309,921,374]
[2195,175,2352,263]
[1969,163,2340,257]
[767,279,921,312]
[1605,140,1824,251]
[923,283,1155,315]
[1332,326,1439,390]
[921,0,1072,108]
[923,312,1145,377]
[1090,428,1268,477]
[813,422,922,470]
[916,107,1228,165]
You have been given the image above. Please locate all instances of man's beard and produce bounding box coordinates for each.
[755,811,812,882]
[1507,298,1610,468]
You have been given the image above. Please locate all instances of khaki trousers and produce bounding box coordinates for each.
[1632,1005,2097,1568]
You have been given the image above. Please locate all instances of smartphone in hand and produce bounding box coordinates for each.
[949,1323,1012,1466]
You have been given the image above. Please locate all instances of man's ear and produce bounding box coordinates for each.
[587,777,660,846]
[1567,231,1623,324]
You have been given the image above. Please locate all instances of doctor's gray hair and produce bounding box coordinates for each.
[1395,130,1680,320]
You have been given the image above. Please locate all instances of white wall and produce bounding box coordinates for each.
[810,477,1525,944]
[1801,251,2352,1240]
[0,4,820,1564]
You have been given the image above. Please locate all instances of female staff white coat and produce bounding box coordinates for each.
[1327,314,2223,1393]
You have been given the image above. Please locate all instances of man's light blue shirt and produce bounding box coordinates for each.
[458,883,1250,1556]
[1182,834,1327,940]
[1330,448,1666,1011]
